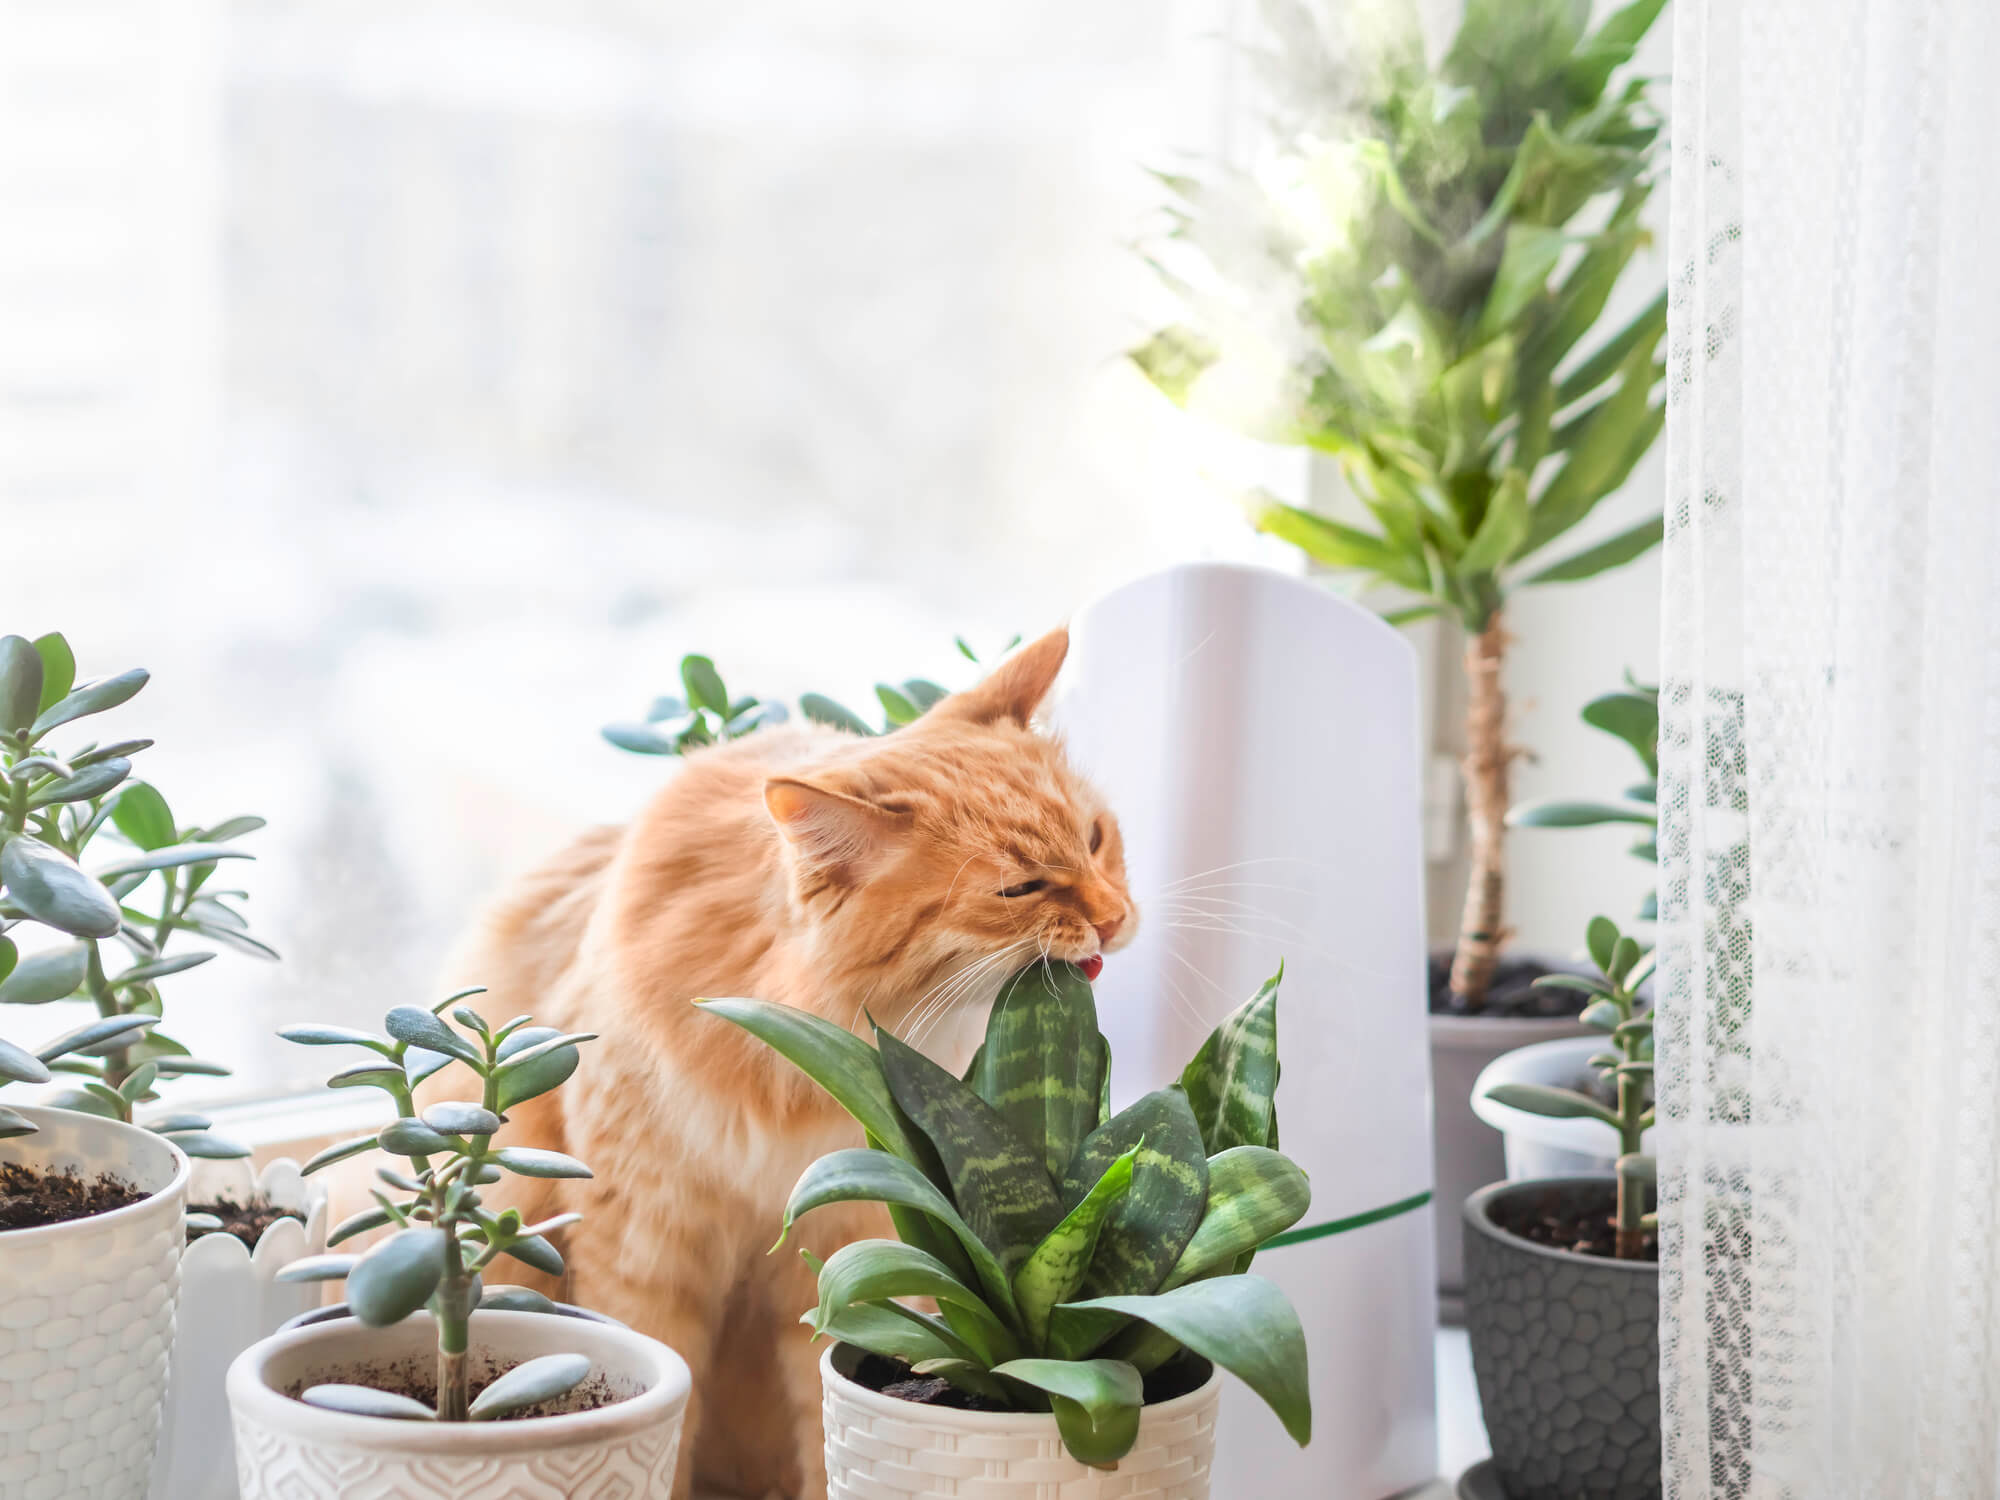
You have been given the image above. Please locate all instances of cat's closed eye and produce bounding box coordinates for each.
[998,879,1048,898]
[1089,818,1105,854]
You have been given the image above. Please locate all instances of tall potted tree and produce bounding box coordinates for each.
[1132,0,1668,1292]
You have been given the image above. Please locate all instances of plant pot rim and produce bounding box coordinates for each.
[228,1309,691,1455]
[0,1103,189,1245]
[1427,1012,1595,1042]
[280,1299,620,1334]
[1464,1177,1660,1276]
[822,1342,1220,1434]
[181,1154,329,1273]
[1469,1037,1657,1154]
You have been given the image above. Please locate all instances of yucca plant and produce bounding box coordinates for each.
[0,631,271,1156]
[602,635,1018,755]
[1509,675,1658,921]
[1485,915,1654,1258]
[1134,0,1667,1008]
[274,989,597,1420]
[704,961,1313,1467]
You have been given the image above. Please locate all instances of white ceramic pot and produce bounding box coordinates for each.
[1429,1011,1592,1301]
[149,1156,328,1500]
[227,1309,691,1499]
[821,1343,1221,1500]
[0,1105,189,1500]
[1470,1036,1655,1180]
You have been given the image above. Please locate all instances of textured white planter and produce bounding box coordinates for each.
[0,1105,189,1500]
[228,1309,691,1499]
[149,1156,328,1500]
[821,1344,1221,1500]
[1470,1036,1656,1180]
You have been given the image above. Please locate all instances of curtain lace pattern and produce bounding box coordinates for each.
[1660,0,2000,1494]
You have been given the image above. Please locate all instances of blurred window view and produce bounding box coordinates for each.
[3,0,1277,1101]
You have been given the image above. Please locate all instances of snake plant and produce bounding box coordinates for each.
[703,961,1313,1467]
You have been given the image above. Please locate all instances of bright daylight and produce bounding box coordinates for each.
[0,0,1988,1497]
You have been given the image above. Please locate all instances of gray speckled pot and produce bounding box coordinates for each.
[1463,1179,1659,1500]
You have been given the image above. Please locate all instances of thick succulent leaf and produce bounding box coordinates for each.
[176,1131,252,1159]
[347,1228,448,1326]
[491,1146,593,1179]
[478,1286,561,1315]
[379,1118,455,1157]
[29,633,74,716]
[422,1101,501,1137]
[970,960,1104,1182]
[110,783,176,850]
[1162,1147,1312,1289]
[1507,797,1656,828]
[301,1133,381,1176]
[301,1384,435,1420]
[383,1006,482,1066]
[1179,967,1282,1154]
[0,636,44,732]
[0,1036,50,1085]
[814,1302,969,1368]
[697,999,931,1171]
[0,1105,36,1139]
[469,1354,591,1420]
[328,1205,396,1248]
[35,1013,154,1063]
[2,835,120,938]
[499,1234,565,1277]
[116,952,214,984]
[26,758,129,807]
[90,844,252,880]
[798,694,876,736]
[876,1026,1064,1275]
[990,1358,1144,1468]
[493,1025,584,1111]
[1012,1145,1139,1347]
[0,943,85,1006]
[1060,1088,1208,1298]
[278,1023,392,1053]
[1484,1081,1620,1126]
[1060,1277,1311,1445]
[811,1239,1019,1365]
[31,668,149,737]
[781,1149,1015,1320]
[276,1253,360,1284]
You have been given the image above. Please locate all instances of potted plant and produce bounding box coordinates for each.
[704,958,1312,1498]
[1463,915,1657,1499]
[229,990,691,1498]
[1131,0,1669,1291]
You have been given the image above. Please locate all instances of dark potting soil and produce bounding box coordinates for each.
[852,1351,1212,1413]
[1490,1179,1659,1263]
[0,1160,147,1231]
[284,1358,627,1421]
[1428,950,1588,1020]
[188,1194,300,1249]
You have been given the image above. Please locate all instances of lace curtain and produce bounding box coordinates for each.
[1658,0,2000,1494]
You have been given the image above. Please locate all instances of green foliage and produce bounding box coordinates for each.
[1508,674,1658,918]
[0,631,270,1155]
[601,636,1019,756]
[1484,913,1654,1257]
[279,990,598,1422]
[703,960,1313,1467]
[1135,0,1668,633]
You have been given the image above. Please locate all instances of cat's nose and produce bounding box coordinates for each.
[1094,917,1124,946]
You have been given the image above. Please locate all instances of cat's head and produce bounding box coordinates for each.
[763,627,1135,1032]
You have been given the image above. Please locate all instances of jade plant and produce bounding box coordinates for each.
[603,635,1018,755]
[275,990,597,1421]
[0,631,271,1155]
[1134,0,1668,1008]
[1509,676,1658,920]
[704,961,1313,1467]
[1484,915,1654,1258]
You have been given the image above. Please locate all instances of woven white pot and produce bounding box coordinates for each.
[0,1105,189,1500]
[227,1309,691,1499]
[148,1157,328,1500]
[821,1344,1220,1500]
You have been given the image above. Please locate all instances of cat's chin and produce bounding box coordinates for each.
[1078,954,1104,982]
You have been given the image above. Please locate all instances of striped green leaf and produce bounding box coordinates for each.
[1060,1276,1311,1445]
[990,1358,1144,1468]
[1060,1088,1208,1298]
[1179,966,1283,1154]
[876,1026,1063,1275]
[781,1148,1016,1321]
[810,1239,1020,1366]
[1162,1147,1311,1289]
[970,960,1104,1182]
[1012,1145,1139,1347]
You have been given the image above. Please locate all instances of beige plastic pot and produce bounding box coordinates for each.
[821,1343,1221,1500]
[227,1309,691,1499]
[0,1105,189,1500]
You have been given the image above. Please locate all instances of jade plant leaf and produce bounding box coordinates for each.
[1060,1088,1208,1298]
[468,1354,591,1421]
[300,1385,435,1421]
[347,1228,448,1326]
[2,835,120,938]
[1179,966,1283,1154]
[0,943,87,1005]
[970,960,1105,1182]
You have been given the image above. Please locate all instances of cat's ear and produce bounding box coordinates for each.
[936,625,1069,727]
[764,777,909,879]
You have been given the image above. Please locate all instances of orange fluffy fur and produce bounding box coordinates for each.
[432,628,1133,1499]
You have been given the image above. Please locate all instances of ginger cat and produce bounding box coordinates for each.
[439,627,1134,1499]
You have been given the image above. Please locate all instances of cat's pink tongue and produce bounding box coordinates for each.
[1079,955,1105,981]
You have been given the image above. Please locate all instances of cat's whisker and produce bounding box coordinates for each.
[1158,856,1323,891]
